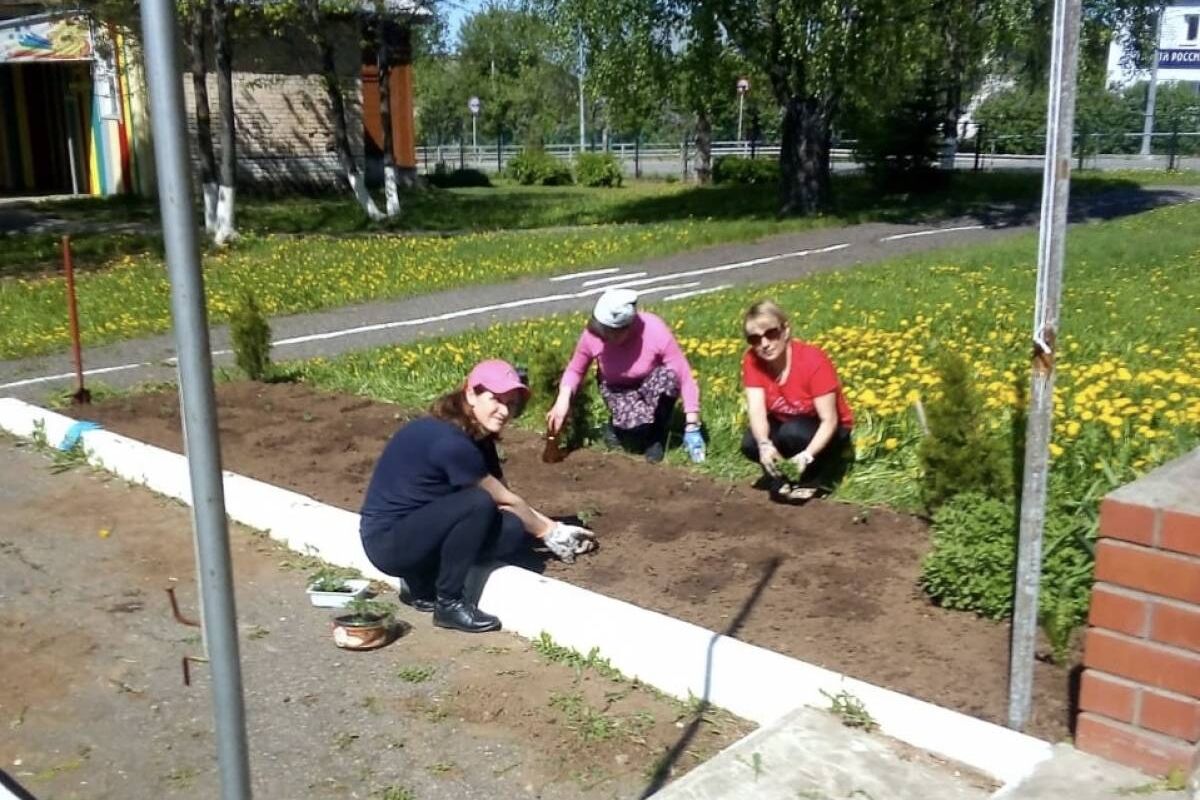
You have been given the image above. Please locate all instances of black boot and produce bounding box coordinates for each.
[398,578,435,613]
[433,597,501,633]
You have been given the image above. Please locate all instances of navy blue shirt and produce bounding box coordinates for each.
[359,417,502,536]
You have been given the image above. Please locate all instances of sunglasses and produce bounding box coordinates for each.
[745,326,784,346]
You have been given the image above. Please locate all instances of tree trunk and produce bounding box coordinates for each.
[188,2,218,235]
[940,82,962,171]
[212,0,237,244]
[377,20,401,218]
[779,96,831,215]
[308,0,383,220]
[694,109,712,184]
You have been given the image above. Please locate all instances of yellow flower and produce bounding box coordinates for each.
[884,437,899,450]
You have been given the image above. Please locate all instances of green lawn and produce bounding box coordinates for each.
[0,170,1151,279]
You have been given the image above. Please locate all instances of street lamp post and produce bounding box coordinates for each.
[736,77,750,153]
[468,96,481,163]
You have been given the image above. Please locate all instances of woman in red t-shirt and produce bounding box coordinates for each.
[740,300,854,502]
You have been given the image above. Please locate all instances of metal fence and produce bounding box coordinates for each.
[415,131,1200,179]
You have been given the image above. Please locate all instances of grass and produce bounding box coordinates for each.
[821,689,878,732]
[396,664,436,684]
[0,171,1162,359]
[298,200,1200,509]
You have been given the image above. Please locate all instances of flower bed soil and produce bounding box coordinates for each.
[72,381,1075,741]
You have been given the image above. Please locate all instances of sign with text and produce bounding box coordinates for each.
[1159,49,1200,68]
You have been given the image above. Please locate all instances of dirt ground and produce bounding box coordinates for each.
[68,381,1076,742]
[0,437,749,800]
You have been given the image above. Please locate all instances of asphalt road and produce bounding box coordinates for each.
[1,185,1196,403]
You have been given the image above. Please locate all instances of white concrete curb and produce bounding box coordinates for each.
[0,398,1054,787]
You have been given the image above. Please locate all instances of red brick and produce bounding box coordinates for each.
[1089,584,1151,637]
[1084,629,1200,698]
[1100,498,1158,546]
[1140,689,1200,740]
[1076,713,1195,776]
[1161,510,1200,558]
[1079,670,1139,723]
[1151,600,1200,653]
[1094,540,1200,605]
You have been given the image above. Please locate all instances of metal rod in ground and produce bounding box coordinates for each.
[61,235,89,404]
[138,0,253,795]
[1007,0,1082,732]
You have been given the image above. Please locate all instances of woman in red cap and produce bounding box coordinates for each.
[359,359,595,633]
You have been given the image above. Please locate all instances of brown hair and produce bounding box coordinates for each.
[743,299,790,330]
[430,388,489,439]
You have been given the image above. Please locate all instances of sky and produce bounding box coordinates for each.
[441,0,484,46]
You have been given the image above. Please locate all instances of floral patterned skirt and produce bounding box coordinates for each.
[598,365,679,430]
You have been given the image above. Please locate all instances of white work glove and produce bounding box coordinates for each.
[790,450,815,478]
[757,440,782,477]
[543,522,596,563]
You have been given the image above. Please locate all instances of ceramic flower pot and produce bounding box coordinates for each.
[331,613,392,650]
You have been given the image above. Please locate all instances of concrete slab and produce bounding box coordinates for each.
[995,744,1186,799]
[651,706,994,800]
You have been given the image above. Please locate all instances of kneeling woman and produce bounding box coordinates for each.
[740,301,854,502]
[359,359,594,633]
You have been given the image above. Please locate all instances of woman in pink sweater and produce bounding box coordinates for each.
[545,289,705,463]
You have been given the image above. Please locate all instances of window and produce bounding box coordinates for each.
[1187,14,1199,42]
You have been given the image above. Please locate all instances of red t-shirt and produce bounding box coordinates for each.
[742,340,854,428]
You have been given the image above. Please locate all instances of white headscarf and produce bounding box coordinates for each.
[592,288,638,329]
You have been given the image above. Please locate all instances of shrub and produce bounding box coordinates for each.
[848,86,946,193]
[917,351,1009,512]
[712,156,778,185]
[920,491,1096,649]
[230,292,272,381]
[426,163,491,189]
[575,152,623,187]
[506,149,573,186]
[526,344,595,449]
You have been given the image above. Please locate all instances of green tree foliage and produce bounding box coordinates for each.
[230,292,272,381]
[456,5,579,146]
[505,149,573,185]
[917,351,1009,512]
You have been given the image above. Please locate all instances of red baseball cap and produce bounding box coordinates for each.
[466,359,530,397]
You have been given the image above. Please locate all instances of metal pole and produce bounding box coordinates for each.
[577,24,586,150]
[472,115,478,160]
[1008,0,1082,732]
[138,0,252,794]
[1141,5,1165,157]
[737,93,744,146]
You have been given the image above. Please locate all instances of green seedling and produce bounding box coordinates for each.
[822,689,878,732]
[307,565,360,592]
[396,664,436,684]
[532,632,625,682]
[735,751,764,781]
[372,787,415,800]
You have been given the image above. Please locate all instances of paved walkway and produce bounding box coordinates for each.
[2,186,1196,402]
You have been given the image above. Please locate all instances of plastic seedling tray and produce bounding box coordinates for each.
[306,578,371,608]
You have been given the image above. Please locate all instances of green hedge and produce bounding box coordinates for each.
[506,150,573,186]
[712,156,779,185]
[575,152,623,188]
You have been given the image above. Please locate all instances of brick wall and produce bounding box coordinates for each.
[1077,448,1200,779]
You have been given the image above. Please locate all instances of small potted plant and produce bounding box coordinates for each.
[332,597,396,650]
[306,566,370,608]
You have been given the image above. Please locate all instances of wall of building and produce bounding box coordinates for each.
[1107,0,1200,88]
[1077,448,1200,781]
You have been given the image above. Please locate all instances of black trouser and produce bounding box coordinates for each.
[361,487,532,600]
[611,393,676,453]
[740,417,852,487]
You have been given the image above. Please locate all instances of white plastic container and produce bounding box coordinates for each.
[306,578,371,608]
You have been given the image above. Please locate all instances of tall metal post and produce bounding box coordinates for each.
[139,0,252,794]
[1008,0,1082,732]
[1141,5,1165,157]
[577,24,586,150]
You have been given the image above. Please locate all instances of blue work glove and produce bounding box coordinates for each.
[683,426,706,463]
[59,420,102,451]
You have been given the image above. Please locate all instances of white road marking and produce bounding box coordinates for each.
[549,267,622,282]
[582,271,647,287]
[880,225,986,242]
[662,284,732,302]
[3,243,848,388]
[0,362,148,390]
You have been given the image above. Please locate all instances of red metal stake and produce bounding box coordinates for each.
[62,235,90,405]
